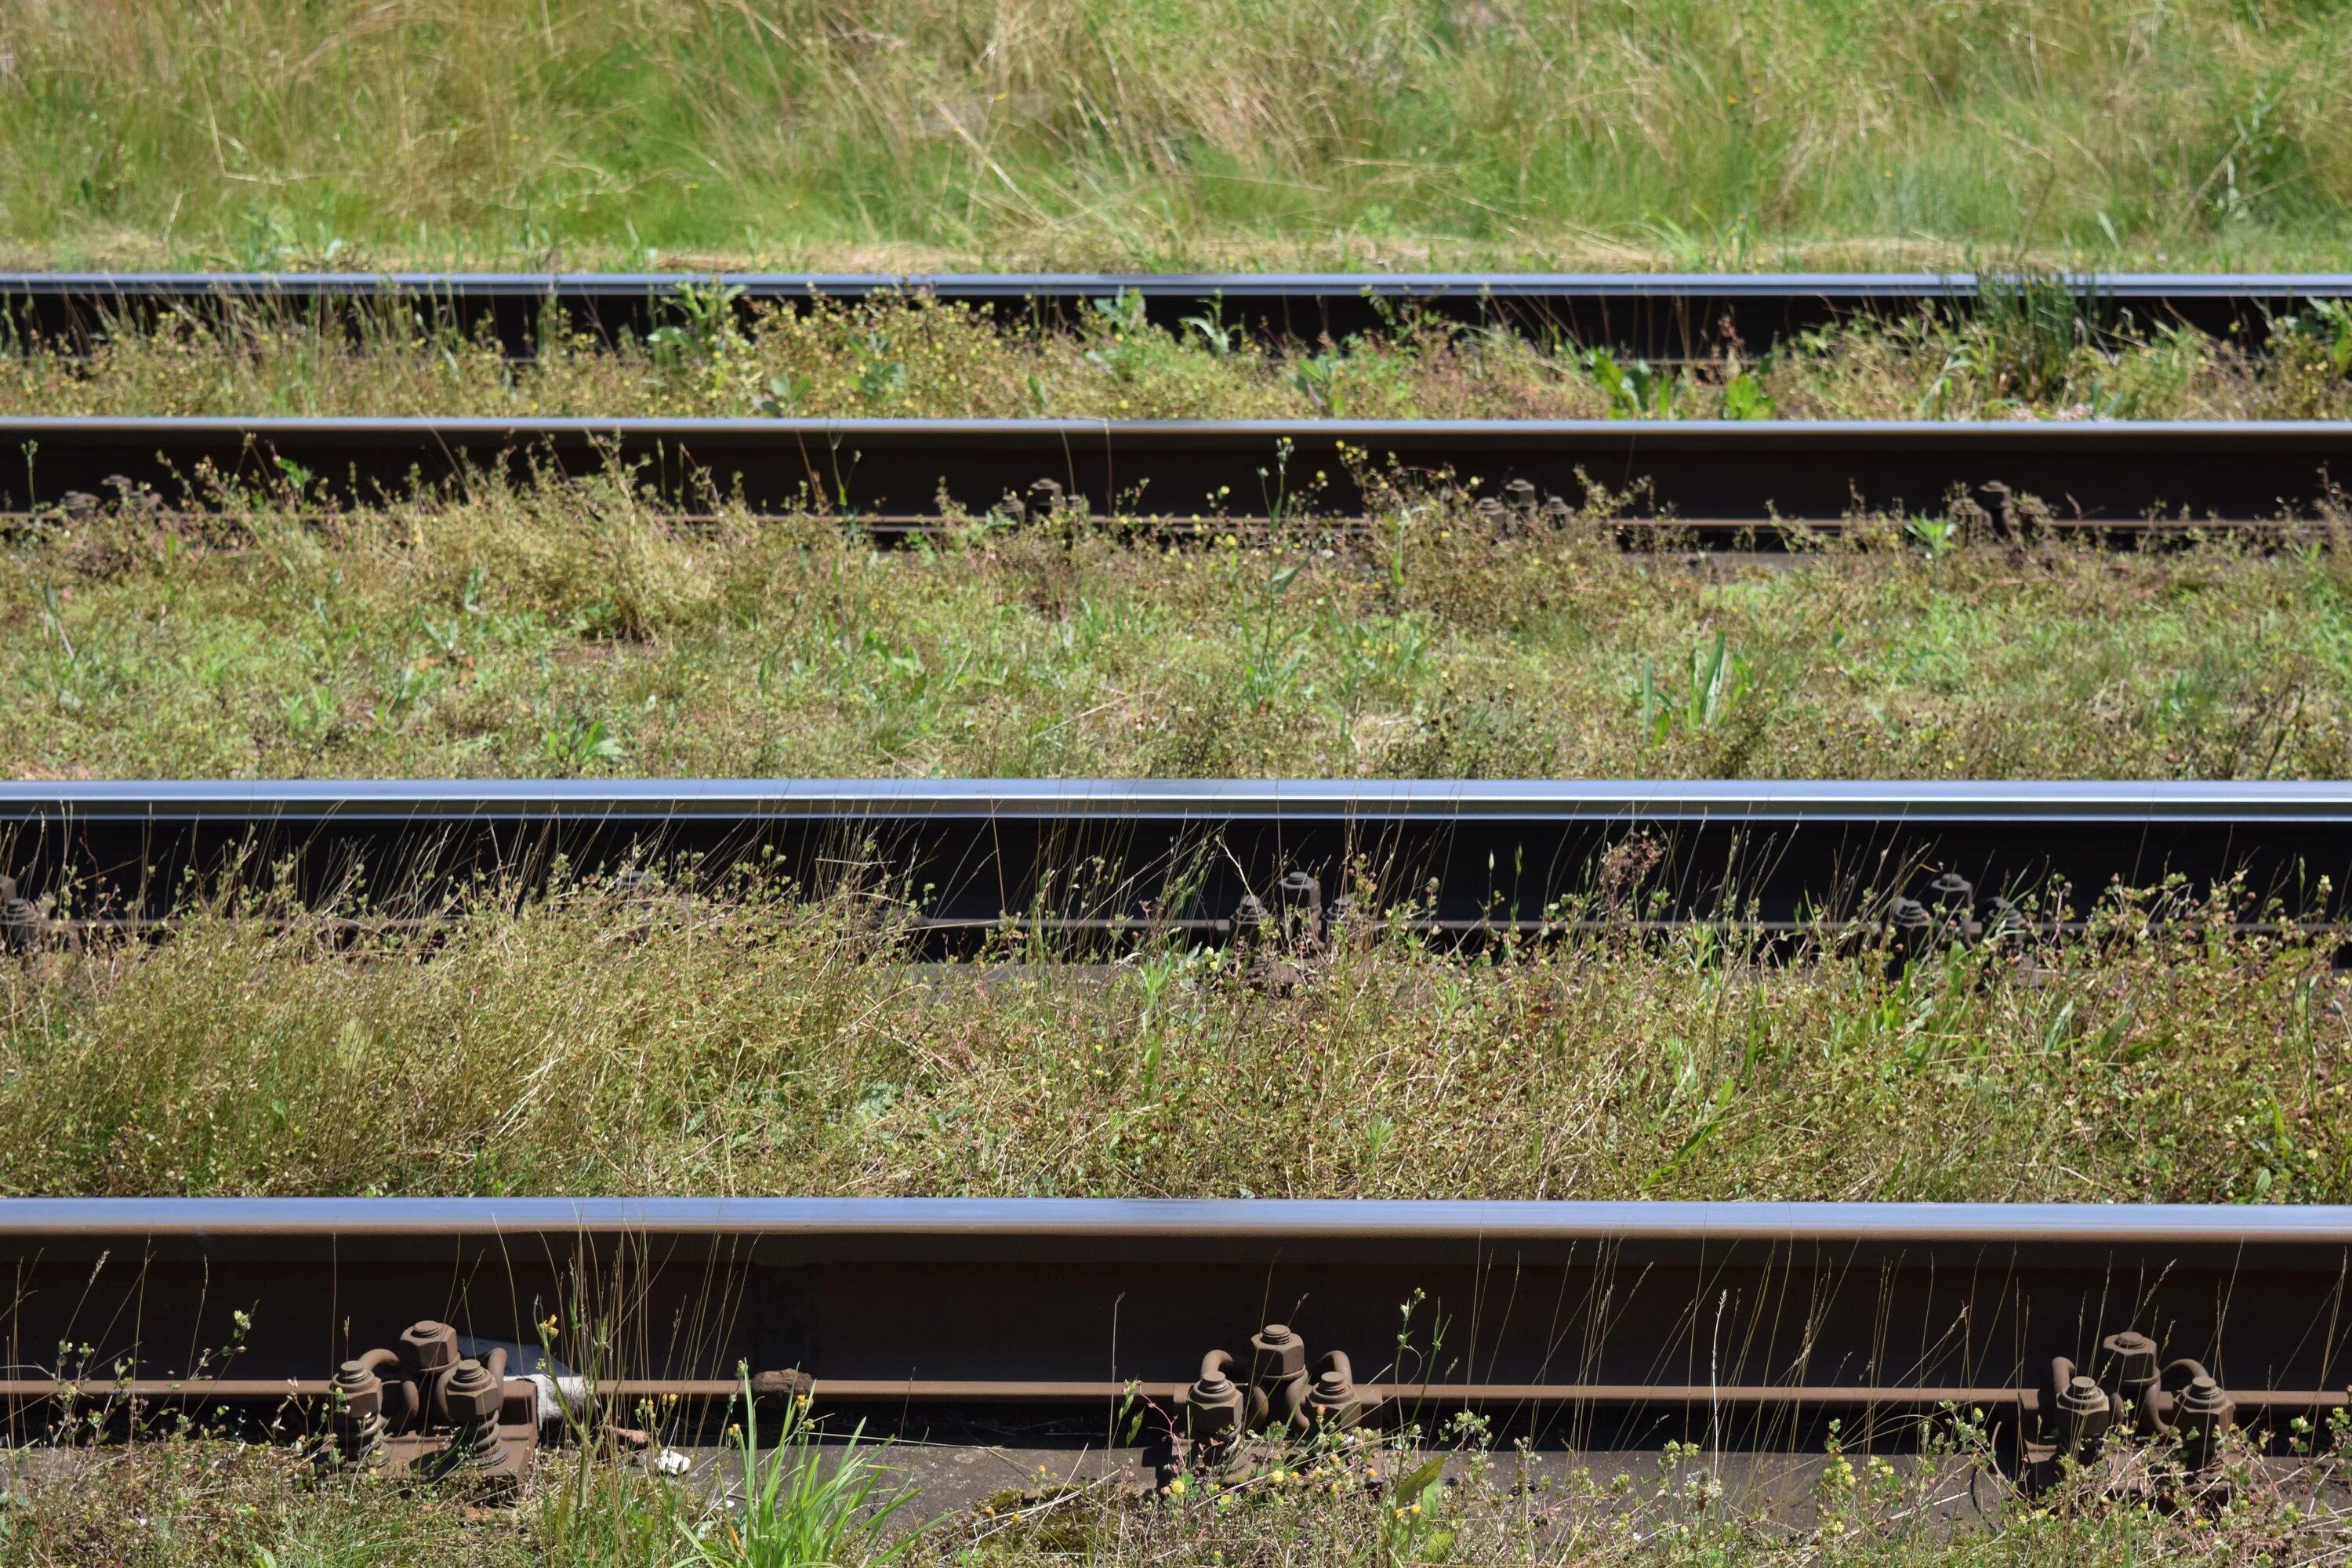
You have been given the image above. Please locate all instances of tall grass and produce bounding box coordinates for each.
[0,889,2340,1203]
[1,1,2349,271]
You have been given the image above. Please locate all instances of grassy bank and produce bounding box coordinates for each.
[0,894,2338,1203]
[7,492,2352,781]
[3,0,2350,274]
[8,290,2352,423]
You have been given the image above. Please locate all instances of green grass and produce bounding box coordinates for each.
[0,1426,2342,1567]
[4,0,2352,273]
[2,891,2341,1203]
[9,489,2352,781]
[9,291,2352,422]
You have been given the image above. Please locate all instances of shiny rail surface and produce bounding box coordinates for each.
[4,779,2350,936]
[5,270,2348,356]
[0,1198,2345,1474]
[5,416,2348,525]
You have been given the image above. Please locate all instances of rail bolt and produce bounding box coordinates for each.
[1541,495,1573,524]
[1926,872,1976,913]
[1250,1323,1307,1381]
[440,1357,507,1471]
[1025,478,1064,521]
[2058,1374,2114,1461]
[1276,871,1323,940]
[2175,1374,2235,1472]
[1886,897,1933,966]
[1475,496,1507,523]
[1185,1349,1245,1443]
[0,877,42,954]
[1502,478,1538,517]
[398,1320,459,1376]
[329,1358,389,1471]
[1250,1324,1312,1430]
[1232,893,1269,948]
[332,1359,385,1421]
[1307,1350,1369,1428]
[2100,1331,2161,1407]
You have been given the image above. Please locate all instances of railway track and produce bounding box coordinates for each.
[5,270,2347,358]
[0,1196,2343,1490]
[5,416,2348,527]
[3,779,2348,942]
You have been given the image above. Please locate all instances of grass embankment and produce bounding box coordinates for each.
[5,0,2351,273]
[0,895,2338,1203]
[6,494,2352,780]
[9,292,2352,421]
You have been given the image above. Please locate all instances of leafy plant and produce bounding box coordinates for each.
[1904,516,1962,559]
[540,710,626,772]
[647,280,746,365]
[1580,347,1678,419]
[1636,630,1753,742]
[1236,557,1311,710]
[1720,370,1775,419]
[681,1373,924,1568]
[1377,1454,1457,1565]
[1290,351,1348,416]
[2273,298,2352,377]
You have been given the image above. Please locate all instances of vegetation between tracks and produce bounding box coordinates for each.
[6,288,2352,423]
[0,889,2343,1204]
[9,485,2352,781]
[0,1425,2345,1567]
[5,0,2352,274]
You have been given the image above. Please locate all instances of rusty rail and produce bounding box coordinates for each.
[0,1198,2347,1486]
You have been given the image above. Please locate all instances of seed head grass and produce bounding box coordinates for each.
[0,887,2339,1204]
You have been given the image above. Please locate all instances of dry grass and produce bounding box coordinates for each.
[2,1,2350,272]
[0,889,2340,1204]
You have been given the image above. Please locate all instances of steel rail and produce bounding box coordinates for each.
[5,416,2348,525]
[4,271,2347,356]
[5,779,2350,936]
[0,1198,2346,1468]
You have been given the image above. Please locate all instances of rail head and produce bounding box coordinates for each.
[8,778,2352,825]
[6,1196,2352,1246]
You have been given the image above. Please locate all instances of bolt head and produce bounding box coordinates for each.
[1251,1324,1307,1378]
[441,1358,504,1422]
[398,1319,459,1373]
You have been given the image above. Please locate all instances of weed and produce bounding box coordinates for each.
[1636,631,1755,744]
[683,1374,921,1568]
